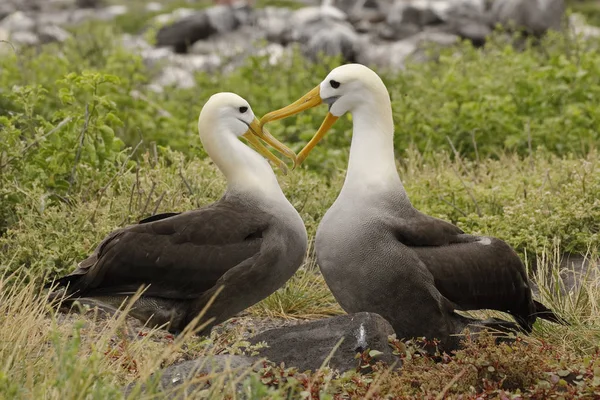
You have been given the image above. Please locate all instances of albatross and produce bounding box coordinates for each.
[260,64,565,350]
[49,92,307,334]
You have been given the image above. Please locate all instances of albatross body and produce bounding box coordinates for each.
[260,64,563,350]
[49,93,307,334]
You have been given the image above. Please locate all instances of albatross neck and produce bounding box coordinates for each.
[340,98,405,197]
[201,125,286,202]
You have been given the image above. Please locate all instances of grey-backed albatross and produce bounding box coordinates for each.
[260,64,565,350]
[49,93,307,334]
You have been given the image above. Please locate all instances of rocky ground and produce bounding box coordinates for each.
[2,0,600,92]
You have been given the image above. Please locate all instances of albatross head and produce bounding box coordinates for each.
[199,92,296,174]
[260,64,390,166]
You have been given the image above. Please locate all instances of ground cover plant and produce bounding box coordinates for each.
[1,13,600,399]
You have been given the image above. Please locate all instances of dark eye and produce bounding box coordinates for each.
[329,80,340,89]
[239,106,248,113]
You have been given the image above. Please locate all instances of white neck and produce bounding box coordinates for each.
[340,96,405,197]
[201,123,285,201]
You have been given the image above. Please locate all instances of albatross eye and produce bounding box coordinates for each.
[239,106,248,113]
[329,80,340,89]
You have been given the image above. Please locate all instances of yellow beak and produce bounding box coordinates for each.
[242,117,297,175]
[260,85,339,168]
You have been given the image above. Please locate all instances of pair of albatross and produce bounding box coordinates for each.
[50,65,563,349]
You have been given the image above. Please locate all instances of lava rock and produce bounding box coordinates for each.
[304,21,361,62]
[0,11,36,33]
[248,312,400,373]
[124,355,260,399]
[38,24,71,43]
[156,12,216,53]
[491,0,565,36]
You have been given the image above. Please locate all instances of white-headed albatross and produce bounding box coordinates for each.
[49,93,307,334]
[260,64,565,350]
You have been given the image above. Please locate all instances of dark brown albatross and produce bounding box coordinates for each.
[260,64,566,351]
[48,92,307,334]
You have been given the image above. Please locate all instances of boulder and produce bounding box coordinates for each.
[155,5,248,53]
[491,0,565,36]
[156,12,216,53]
[255,7,293,44]
[150,66,196,92]
[124,355,260,399]
[0,11,36,33]
[248,312,400,372]
[360,30,459,70]
[38,24,71,43]
[304,21,361,62]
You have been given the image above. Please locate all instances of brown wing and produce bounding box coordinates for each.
[55,198,270,300]
[391,210,535,320]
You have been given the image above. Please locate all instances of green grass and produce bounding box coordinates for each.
[1,15,600,400]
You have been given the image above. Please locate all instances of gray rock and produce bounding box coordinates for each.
[38,24,71,43]
[491,0,565,35]
[0,4,17,21]
[205,5,241,34]
[151,66,196,91]
[360,29,459,70]
[121,33,153,52]
[532,253,599,296]
[156,12,216,53]
[334,0,386,23]
[151,8,197,27]
[124,355,260,399]
[255,7,292,44]
[0,11,36,33]
[10,30,39,46]
[248,312,400,372]
[145,2,163,13]
[75,0,103,8]
[454,19,491,45]
[569,13,600,40]
[304,21,361,62]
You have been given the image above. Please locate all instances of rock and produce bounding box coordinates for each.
[10,30,39,46]
[75,0,103,8]
[0,4,17,21]
[286,5,360,62]
[305,22,361,62]
[102,4,128,18]
[491,0,565,36]
[248,312,400,372]
[0,11,36,33]
[124,355,260,398]
[156,12,216,53]
[360,30,459,70]
[156,5,248,53]
[334,0,386,23]
[189,25,264,72]
[145,2,163,13]
[151,8,197,26]
[256,43,290,66]
[121,33,153,52]
[454,19,491,45]
[205,5,241,34]
[38,24,71,43]
[569,13,600,40]
[151,66,196,91]
[255,7,292,44]
[531,253,599,296]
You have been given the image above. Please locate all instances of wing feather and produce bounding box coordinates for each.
[55,199,270,300]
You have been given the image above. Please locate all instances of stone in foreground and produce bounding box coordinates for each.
[124,355,260,399]
[248,312,400,372]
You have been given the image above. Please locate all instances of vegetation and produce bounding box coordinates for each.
[1,10,599,399]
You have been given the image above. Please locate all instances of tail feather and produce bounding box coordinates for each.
[533,300,570,326]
